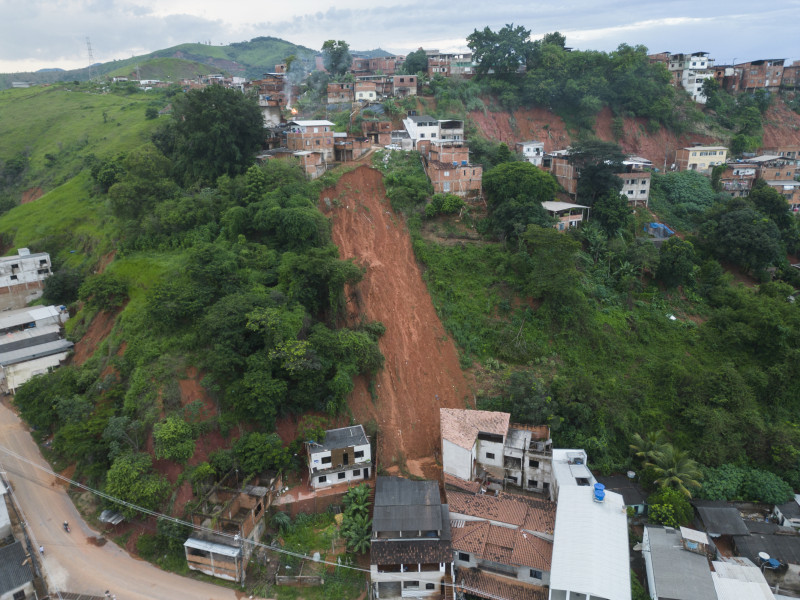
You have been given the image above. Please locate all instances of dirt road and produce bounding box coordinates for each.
[0,401,241,600]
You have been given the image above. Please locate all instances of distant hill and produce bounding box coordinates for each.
[0,36,317,89]
[353,48,396,59]
[105,57,217,82]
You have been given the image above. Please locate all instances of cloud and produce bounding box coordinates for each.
[0,0,798,72]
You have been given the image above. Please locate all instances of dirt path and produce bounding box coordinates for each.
[321,166,470,467]
[0,401,241,600]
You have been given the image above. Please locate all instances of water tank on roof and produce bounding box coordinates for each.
[593,483,605,503]
[461,160,467,166]
[452,162,457,167]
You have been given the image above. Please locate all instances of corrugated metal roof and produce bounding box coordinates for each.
[712,560,774,600]
[549,487,630,600]
[0,541,34,595]
[0,338,73,366]
[184,537,241,557]
[644,526,716,600]
[696,504,749,535]
[314,425,368,451]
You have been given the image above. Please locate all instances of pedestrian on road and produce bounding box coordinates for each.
[39,545,44,555]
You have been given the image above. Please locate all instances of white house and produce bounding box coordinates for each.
[0,248,52,299]
[440,408,554,495]
[0,480,11,540]
[549,485,630,600]
[306,425,371,489]
[402,115,441,148]
[516,140,545,166]
[550,449,596,502]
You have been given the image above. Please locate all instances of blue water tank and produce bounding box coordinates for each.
[461,160,467,166]
[593,483,605,502]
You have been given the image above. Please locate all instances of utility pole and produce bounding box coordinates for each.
[86,37,95,81]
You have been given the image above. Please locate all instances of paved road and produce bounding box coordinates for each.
[0,401,242,600]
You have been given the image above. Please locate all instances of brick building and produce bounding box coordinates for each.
[285,120,334,161]
[327,82,354,104]
[423,141,482,198]
[782,61,800,89]
[355,80,377,102]
[736,58,785,91]
[362,120,392,145]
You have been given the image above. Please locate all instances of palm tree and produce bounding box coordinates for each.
[342,483,371,518]
[646,444,703,498]
[271,510,292,533]
[342,512,372,554]
[630,430,669,464]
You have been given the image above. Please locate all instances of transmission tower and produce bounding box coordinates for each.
[86,36,95,80]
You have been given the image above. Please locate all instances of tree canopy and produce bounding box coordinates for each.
[322,40,353,77]
[157,85,263,186]
[402,48,428,74]
[467,24,534,77]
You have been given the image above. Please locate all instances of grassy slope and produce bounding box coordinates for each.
[105,57,216,81]
[0,85,160,194]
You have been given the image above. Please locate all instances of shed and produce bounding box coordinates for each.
[695,501,749,536]
[596,475,648,515]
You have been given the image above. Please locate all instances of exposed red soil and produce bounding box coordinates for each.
[469,103,800,166]
[71,308,119,366]
[95,250,116,274]
[20,187,43,204]
[320,166,471,466]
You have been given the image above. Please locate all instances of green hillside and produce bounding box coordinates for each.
[105,57,217,81]
[0,84,164,204]
[0,36,318,89]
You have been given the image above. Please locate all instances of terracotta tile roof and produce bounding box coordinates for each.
[444,473,482,494]
[457,569,548,600]
[447,491,556,534]
[451,521,552,571]
[370,539,453,565]
[440,408,510,450]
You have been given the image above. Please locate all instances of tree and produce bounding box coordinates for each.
[78,272,128,311]
[402,48,428,74]
[483,162,558,240]
[705,203,783,274]
[233,432,290,477]
[43,266,85,305]
[108,144,180,220]
[161,85,263,186]
[322,40,352,77]
[104,453,170,519]
[656,237,696,289]
[271,511,292,533]
[569,140,626,205]
[153,415,195,464]
[629,431,669,464]
[341,512,372,554]
[467,24,534,76]
[518,225,586,311]
[593,191,631,236]
[646,445,703,498]
[647,487,693,525]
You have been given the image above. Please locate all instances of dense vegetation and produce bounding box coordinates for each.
[11,87,384,516]
[374,146,800,499]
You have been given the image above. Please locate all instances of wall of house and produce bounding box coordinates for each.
[185,550,241,582]
[523,454,553,495]
[0,580,34,600]
[475,438,505,476]
[442,439,473,480]
[0,253,51,289]
[371,564,446,599]
[312,465,370,488]
[427,164,483,197]
[620,174,651,207]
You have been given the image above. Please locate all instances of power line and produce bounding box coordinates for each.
[0,443,511,599]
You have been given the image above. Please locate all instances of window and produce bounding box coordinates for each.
[528,479,537,487]
[404,581,420,589]
[420,133,425,138]
[576,477,590,486]
[338,472,346,479]
[354,450,364,459]
[321,456,332,464]
[318,475,327,483]
[543,482,550,490]
[485,452,495,460]
[443,182,450,192]
[508,475,518,484]
[529,459,539,468]
[352,469,361,477]
[10,275,17,280]
[458,552,470,561]
[627,190,634,195]
[444,171,450,177]
[640,190,647,194]
[431,133,436,138]
[530,569,543,580]
[426,584,435,590]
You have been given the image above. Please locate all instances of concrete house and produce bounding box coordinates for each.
[516,141,545,167]
[440,409,554,496]
[642,525,717,600]
[392,75,417,97]
[422,142,483,198]
[0,248,51,295]
[737,59,785,92]
[355,81,377,102]
[370,476,453,600]
[676,146,728,173]
[306,425,371,490]
[327,82,354,104]
[286,120,335,162]
[403,115,440,147]
[185,471,281,582]
[449,490,555,596]
[548,485,630,600]
[542,202,589,231]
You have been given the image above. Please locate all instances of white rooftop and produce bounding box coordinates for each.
[184,537,241,558]
[288,120,334,127]
[684,145,728,151]
[541,201,589,212]
[681,526,710,546]
[552,449,596,488]
[0,305,64,331]
[712,559,775,600]
[549,486,631,600]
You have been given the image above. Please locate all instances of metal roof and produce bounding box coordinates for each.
[0,541,34,595]
[644,526,716,600]
[549,487,630,600]
[596,475,648,506]
[734,529,800,566]
[373,477,443,532]
[0,305,64,330]
[541,201,589,212]
[184,537,241,558]
[695,503,749,536]
[288,120,334,127]
[312,425,368,451]
[712,559,775,600]
[0,338,74,366]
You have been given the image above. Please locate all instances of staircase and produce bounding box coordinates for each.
[443,573,455,600]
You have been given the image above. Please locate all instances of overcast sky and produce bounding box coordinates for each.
[1,0,798,73]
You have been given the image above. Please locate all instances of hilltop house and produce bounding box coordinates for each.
[676,146,728,173]
[516,141,545,166]
[370,476,453,600]
[285,120,335,162]
[306,425,371,490]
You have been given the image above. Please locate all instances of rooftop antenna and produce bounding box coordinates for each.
[86,36,95,81]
